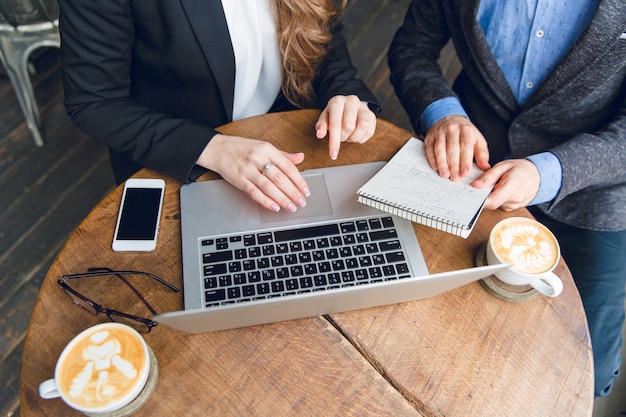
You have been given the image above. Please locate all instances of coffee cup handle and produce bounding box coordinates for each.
[530,272,563,298]
[39,378,61,399]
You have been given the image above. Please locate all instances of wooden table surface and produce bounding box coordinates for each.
[20,110,593,416]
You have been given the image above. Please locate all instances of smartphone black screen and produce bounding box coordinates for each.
[116,188,163,240]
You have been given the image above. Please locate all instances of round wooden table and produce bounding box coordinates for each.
[20,110,593,416]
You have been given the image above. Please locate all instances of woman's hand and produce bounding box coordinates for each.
[197,134,310,213]
[315,95,376,160]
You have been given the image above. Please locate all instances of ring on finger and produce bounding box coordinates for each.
[262,162,274,176]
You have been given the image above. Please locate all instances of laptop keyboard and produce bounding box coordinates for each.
[198,215,413,308]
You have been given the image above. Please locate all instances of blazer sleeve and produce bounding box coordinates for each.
[387,0,462,135]
[312,19,381,115]
[58,0,217,183]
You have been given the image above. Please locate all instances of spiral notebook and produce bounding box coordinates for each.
[357,137,492,238]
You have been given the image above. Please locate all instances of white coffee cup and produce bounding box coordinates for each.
[39,323,151,415]
[486,217,563,297]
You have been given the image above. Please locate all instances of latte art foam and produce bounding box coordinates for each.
[491,221,559,274]
[57,324,148,410]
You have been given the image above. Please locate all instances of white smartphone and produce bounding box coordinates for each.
[112,178,166,252]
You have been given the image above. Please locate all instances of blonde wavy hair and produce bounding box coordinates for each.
[273,0,348,108]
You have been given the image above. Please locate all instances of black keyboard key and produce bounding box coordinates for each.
[243,260,256,270]
[289,241,302,252]
[342,271,355,282]
[257,258,270,269]
[303,240,315,250]
[242,285,255,297]
[271,281,285,293]
[330,236,342,246]
[203,251,233,264]
[304,264,317,275]
[204,263,227,276]
[379,240,401,251]
[312,250,325,261]
[248,271,261,282]
[233,273,246,285]
[356,220,369,231]
[343,234,356,245]
[276,243,289,253]
[248,247,261,257]
[372,254,385,265]
[274,223,340,241]
[276,267,289,278]
[316,237,330,248]
[205,289,226,303]
[369,218,382,230]
[300,277,313,288]
[319,262,331,273]
[243,234,256,246]
[381,217,395,228]
[328,273,341,284]
[386,252,406,263]
[230,235,242,243]
[346,258,358,269]
[201,239,214,246]
[228,261,242,272]
[332,260,345,271]
[228,287,241,299]
[340,222,356,233]
[290,265,304,276]
[262,269,276,281]
[271,256,284,267]
[383,265,396,276]
[355,269,368,280]
[366,243,379,253]
[370,229,398,241]
[339,247,352,257]
[369,267,383,279]
[396,263,410,275]
[257,232,273,244]
[298,252,312,263]
[257,283,271,295]
[285,279,299,290]
[262,245,275,256]
[204,277,217,289]
[235,249,247,259]
[219,276,232,287]
[313,275,327,287]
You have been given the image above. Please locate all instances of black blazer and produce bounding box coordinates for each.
[58,0,379,183]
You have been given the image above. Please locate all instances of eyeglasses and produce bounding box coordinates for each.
[58,267,179,333]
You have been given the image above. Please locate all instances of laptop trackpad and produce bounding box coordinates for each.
[259,174,333,223]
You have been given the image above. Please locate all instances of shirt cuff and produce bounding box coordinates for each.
[420,97,469,133]
[526,152,562,205]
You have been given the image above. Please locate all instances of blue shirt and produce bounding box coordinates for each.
[421,0,598,205]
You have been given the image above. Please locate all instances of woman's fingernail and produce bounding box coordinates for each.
[298,198,307,207]
[271,203,280,212]
[331,150,338,160]
[287,203,297,213]
[303,187,311,197]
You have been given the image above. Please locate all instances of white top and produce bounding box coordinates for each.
[221,0,282,121]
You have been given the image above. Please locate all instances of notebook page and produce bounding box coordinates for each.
[357,138,491,227]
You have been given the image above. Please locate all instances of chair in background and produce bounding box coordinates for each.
[0,0,60,146]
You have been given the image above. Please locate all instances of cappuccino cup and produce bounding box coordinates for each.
[486,217,563,297]
[39,323,152,415]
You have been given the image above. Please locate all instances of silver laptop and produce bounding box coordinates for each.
[155,162,507,333]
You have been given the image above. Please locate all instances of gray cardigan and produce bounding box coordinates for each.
[389,0,626,232]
